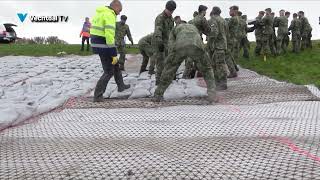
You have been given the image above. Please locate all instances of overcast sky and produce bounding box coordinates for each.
[1,0,319,44]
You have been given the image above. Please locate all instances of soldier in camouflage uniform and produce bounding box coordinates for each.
[298,11,312,50]
[289,13,301,53]
[138,33,156,74]
[270,12,277,55]
[261,8,275,57]
[227,6,241,62]
[208,6,228,90]
[238,12,250,59]
[192,5,211,36]
[188,11,198,24]
[274,10,289,54]
[225,5,240,78]
[174,16,181,26]
[153,22,217,103]
[182,5,210,79]
[254,11,265,56]
[182,11,199,79]
[153,0,176,85]
[183,6,209,79]
[115,15,134,71]
[284,11,291,48]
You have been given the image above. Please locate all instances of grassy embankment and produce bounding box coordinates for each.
[0,44,139,57]
[238,41,320,87]
[0,41,319,87]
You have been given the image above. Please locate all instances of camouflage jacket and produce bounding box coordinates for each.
[254,16,264,38]
[153,11,174,48]
[207,15,227,51]
[227,16,240,39]
[261,15,274,35]
[192,14,211,36]
[115,22,133,46]
[138,33,153,48]
[168,23,204,52]
[289,18,301,35]
[238,17,248,39]
[299,17,312,33]
[274,16,288,35]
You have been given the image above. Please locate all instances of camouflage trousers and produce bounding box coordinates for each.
[301,31,312,50]
[117,44,126,65]
[182,57,196,79]
[239,37,250,58]
[154,46,216,97]
[284,34,290,48]
[291,33,301,53]
[225,48,237,76]
[154,47,168,85]
[230,38,240,62]
[255,38,263,56]
[276,33,288,54]
[139,45,155,74]
[262,34,276,56]
[211,49,227,87]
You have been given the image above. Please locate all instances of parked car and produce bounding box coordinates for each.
[0,23,17,43]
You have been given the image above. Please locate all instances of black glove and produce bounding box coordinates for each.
[158,44,165,52]
[288,32,291,35]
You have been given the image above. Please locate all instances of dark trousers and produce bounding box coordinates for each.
[94,54,125,98]
[81,37,90,51]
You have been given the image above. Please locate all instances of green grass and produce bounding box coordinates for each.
[238,41,320,87]
[1,42,319,87]
[0,44,140,57]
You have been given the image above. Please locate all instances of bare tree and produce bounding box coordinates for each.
[33,36,46,44]
[45,36,68,44]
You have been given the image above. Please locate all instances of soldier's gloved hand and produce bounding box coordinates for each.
[158,44,165,52]
[112,57,118,65]
[288,32,291,35]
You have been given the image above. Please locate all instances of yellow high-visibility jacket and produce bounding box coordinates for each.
[90,6,117,56]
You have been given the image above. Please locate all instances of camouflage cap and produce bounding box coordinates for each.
[293,13,298,17]
[285,11,290,15]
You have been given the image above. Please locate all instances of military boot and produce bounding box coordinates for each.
[207,91,219,103]
[216,82,227,91]
[151,95,164,102]
[93,96,105,103]
[114,65,130,92]
[228,72,238,78]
